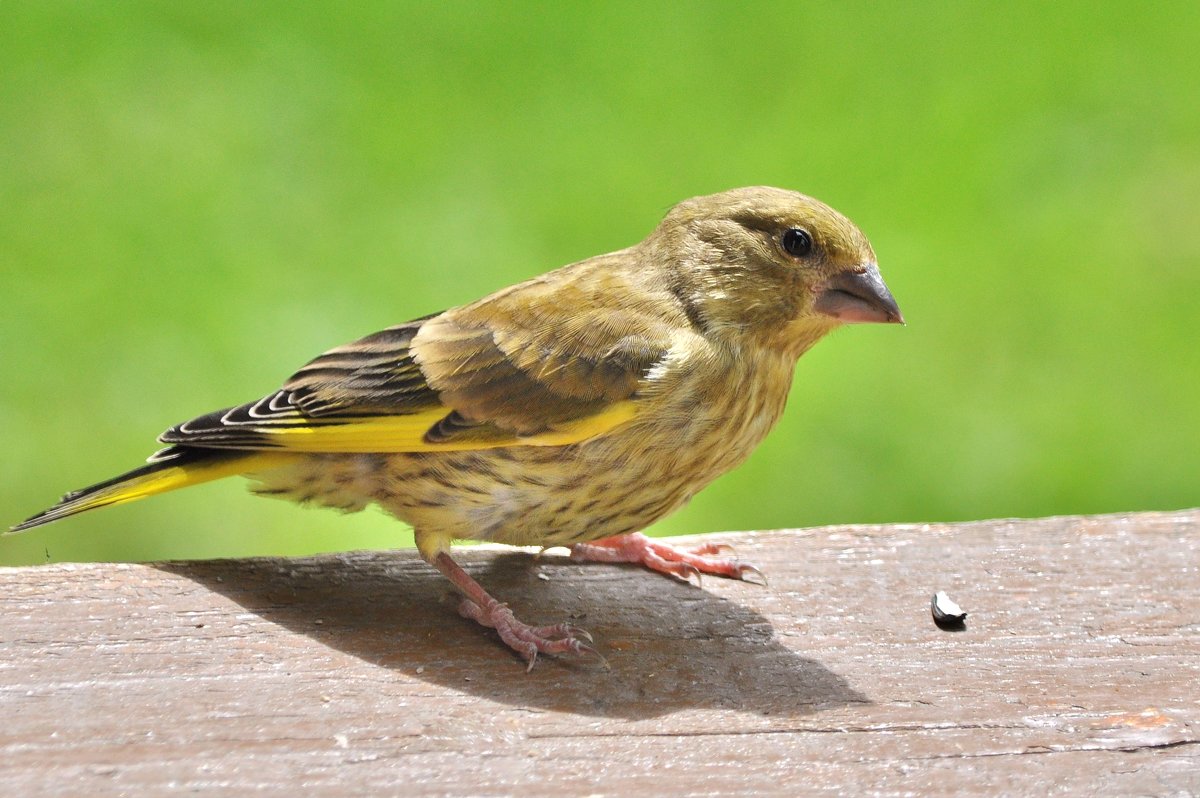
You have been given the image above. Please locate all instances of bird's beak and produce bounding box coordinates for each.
[814,264,904,324]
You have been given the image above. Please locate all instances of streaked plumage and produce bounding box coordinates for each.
[11,187,902,668]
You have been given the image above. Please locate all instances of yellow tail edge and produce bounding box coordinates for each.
[9,449,292,534]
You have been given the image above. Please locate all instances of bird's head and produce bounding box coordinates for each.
[650,186,902,355]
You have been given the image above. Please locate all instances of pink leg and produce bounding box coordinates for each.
[570,532,766,586]
[432,552,598,671]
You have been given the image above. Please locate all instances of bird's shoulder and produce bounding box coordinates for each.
[411,248,699,432]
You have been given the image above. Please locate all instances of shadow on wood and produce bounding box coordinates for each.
[156,548,867,719]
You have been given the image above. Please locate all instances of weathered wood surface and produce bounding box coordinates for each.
[2,510,1198,796]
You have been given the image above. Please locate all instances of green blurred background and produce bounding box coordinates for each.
[2,2,1197,566]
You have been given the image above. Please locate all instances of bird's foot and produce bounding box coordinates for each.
[456,597,598,672]
[570,532,766,586]
[431,551,601,670]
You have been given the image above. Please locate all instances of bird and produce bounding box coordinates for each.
[11,186,902,669]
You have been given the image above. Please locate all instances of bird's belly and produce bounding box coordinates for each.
[373,447,682,548]
[376,370,791,547]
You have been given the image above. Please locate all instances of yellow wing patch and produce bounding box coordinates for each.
[257,401,638,453]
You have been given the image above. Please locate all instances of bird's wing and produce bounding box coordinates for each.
[158,279,674,454]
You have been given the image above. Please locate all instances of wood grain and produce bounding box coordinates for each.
[2,510,1198,795]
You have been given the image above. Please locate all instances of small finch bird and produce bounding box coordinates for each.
[12,187,902,668]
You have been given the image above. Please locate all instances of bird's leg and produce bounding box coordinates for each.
[430,551,597,670]
[570,532,766,585]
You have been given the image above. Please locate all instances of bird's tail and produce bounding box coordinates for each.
[8,447,289,534]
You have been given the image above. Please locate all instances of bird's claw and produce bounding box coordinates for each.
[564,625,594,644]
[457,598,599,669]
[737,562,768,587]
[672,561,702,586]
[687,541,738,557]
[571,532,767,587]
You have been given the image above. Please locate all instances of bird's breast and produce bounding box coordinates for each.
[375,346,798,548]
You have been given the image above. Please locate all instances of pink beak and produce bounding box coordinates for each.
[814,264,903,324]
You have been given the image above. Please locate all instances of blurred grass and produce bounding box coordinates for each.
[2,1,1197,565]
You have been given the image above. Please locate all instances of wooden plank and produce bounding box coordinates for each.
[1,510,1198,796]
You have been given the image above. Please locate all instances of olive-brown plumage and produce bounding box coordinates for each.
[12,187,902,668]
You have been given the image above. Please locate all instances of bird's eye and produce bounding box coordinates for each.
[782,228,813,258]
